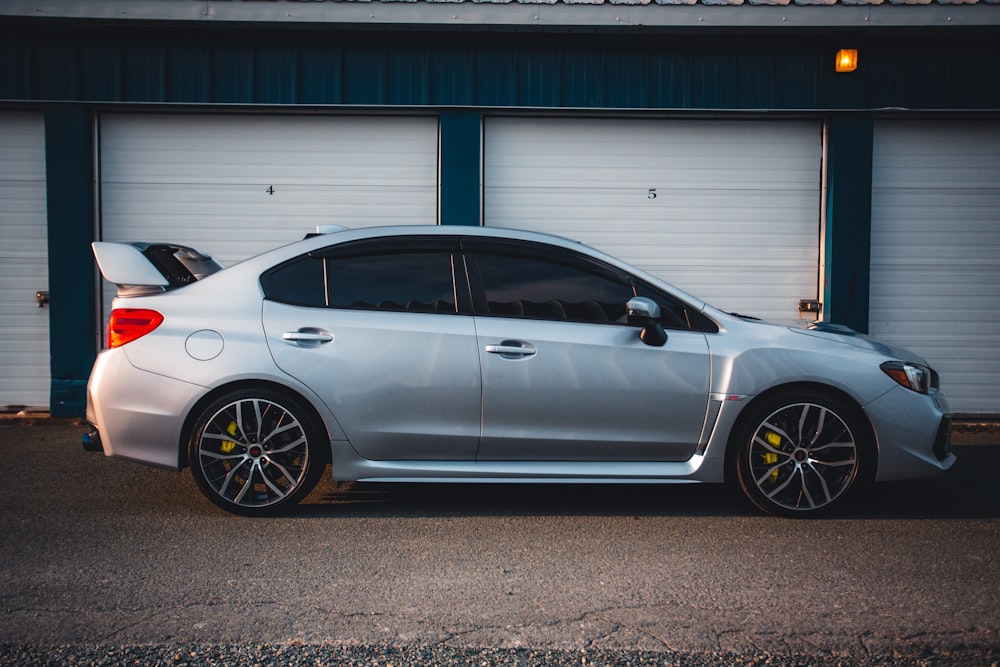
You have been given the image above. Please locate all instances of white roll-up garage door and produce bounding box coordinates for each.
[870,121,1000,416]
[100,114,439,266]
[485,117,823,324]
[0,113,50,411]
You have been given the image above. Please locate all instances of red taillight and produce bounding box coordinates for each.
[107,308,164,348]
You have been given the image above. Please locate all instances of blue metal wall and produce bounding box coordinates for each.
[2,26,998,110]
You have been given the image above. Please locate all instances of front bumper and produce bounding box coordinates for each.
[866,386,956,482]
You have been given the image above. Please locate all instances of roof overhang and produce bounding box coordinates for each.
[2,0,997,29]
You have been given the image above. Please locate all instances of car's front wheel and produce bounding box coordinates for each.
[733,390,872,517]
[188,388,327,516]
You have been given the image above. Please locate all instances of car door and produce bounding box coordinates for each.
[467,241,712,462]
[261,238,482,461]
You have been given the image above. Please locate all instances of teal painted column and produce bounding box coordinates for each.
[824,116,873,334]
[439,111,482,226]
[45,107,97,417]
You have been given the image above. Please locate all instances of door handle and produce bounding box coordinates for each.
[282,329,334,347]
[485,341,536,359]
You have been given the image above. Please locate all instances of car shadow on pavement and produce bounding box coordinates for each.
[296,444,999,521]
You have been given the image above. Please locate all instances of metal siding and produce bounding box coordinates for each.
[823,116,873,334]
[212,45,255,103]
[1,26,997,111]
[167,45,211,103]
[343,48,387,105]
[949,51,1000,109]
[606,52,646,109]
[776,55,821,109]
[475,49,516,107]
[562,50,603,107]
[256,46,298,104]
[299,46,343,104]
[485,117,822,323]
[647,52,689,108]
[440,111,482,227]
[44,107,97,417]
[124,44,166,102]
[518,51,560,107]
[0,39,32,99]
[870,121,1000,415]
[388,48,430,105]
[431,49,475,106]
[81,44,123,101]
[691,54,732,109]
[826,65,865,110]
[33,41,77,100]
[0,112,50,409]
[735,53,774,110]
[865,54,904,111]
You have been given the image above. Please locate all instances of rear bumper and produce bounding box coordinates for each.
[86,349,206,470]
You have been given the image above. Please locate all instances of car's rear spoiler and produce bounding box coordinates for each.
[93,242,223,296]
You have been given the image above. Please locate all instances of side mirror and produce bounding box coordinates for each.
[626,297,667,347]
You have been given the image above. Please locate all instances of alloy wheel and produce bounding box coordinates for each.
[195,396,313,513]
[745,401,860,514]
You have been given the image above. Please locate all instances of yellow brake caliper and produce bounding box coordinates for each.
[220,420,238,454]
[763,431,782,484]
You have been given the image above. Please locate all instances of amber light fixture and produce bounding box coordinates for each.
[836,48,859,73]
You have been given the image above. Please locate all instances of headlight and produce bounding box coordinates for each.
[880,361,938,394]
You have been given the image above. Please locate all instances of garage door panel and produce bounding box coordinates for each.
[100,114,438,251]
[0,112,49,409]
[486,118,821,323]
[870,121,1000,415]
[488,119,820,191]
[102,117,437,187]
[102,183,436,256]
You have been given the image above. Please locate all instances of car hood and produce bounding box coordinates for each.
[786,321,928,364]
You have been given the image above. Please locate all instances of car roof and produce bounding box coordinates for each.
[206,224,709,317]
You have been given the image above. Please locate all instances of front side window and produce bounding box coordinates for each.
[472,253,633,323]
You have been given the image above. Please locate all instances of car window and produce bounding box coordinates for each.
[635,283,719,333]
[469,248,718,332]
[471,253,632,323]
[326,252,457,313]
[261,255,326,307]
[262,251,458,313]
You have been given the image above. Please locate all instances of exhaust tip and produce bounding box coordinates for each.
[82,430,103,453]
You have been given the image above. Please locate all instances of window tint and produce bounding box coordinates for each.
[327,252,457,313]
[261,255,326,307]
[473,253,633,323]
[635,283,719,333]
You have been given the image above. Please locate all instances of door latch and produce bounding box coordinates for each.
[798,299,822,314]
[35,291,49,308]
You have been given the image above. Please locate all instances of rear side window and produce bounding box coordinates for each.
[262,251,457,313]
[327,252,457,313]
[262,255,326,307]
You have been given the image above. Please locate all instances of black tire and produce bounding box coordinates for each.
[732,389,872,517]
[188,388,327,516]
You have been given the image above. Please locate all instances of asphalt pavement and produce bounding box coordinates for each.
[1,421,998,667]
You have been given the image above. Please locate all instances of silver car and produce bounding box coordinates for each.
[85,225,955,517]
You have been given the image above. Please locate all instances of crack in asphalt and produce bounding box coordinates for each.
[4,598,999,660]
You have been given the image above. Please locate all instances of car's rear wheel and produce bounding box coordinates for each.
[733,390,871,517]
[188,388,326,516]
